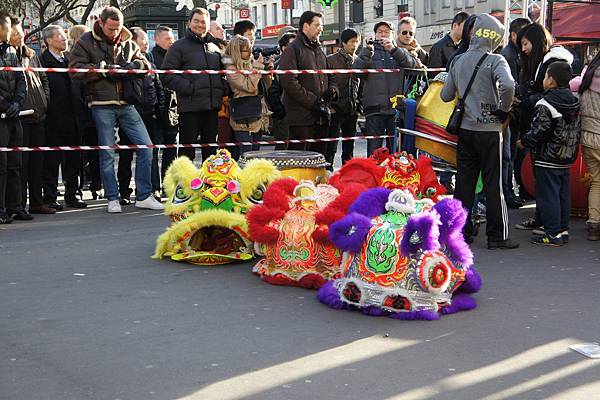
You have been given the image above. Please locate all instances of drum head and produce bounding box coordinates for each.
[238,150,329,169]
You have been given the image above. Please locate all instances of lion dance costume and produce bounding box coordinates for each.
[153,149,280,265]
[317,187,482,320]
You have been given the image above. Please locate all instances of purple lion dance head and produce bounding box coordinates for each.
[318,188,481,320]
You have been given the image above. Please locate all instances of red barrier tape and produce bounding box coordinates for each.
[0,66,445,75]
[0,134,395,152]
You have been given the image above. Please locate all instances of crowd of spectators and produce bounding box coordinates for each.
[0,6,598,246]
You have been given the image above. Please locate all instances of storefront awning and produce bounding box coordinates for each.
[551,3,600,39]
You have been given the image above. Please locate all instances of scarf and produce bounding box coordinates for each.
[94,20,122,46]
[397,38,422,59]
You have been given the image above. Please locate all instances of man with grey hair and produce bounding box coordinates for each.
[69,6,163,213]
[40,24,87,210]
[209,20,224,40]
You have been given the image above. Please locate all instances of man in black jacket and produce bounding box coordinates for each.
[279,11,337,155]
[151,26,177,181]
[429,12,469,69]
[40,25,87,210]
[326,28,361,165]
[161,7,226,162]
[10,18,52,216]
[0,12,26,224]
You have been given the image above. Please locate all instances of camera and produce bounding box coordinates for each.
[366,38,384,46]
[252,46,280,60]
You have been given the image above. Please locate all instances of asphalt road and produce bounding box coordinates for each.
[2,136,600,400]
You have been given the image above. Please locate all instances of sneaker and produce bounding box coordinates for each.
[135,195,164,210]
[515,217,541,230]
[488,238,520,250]
[532,228,568,243]
[531,233,564,247]
[532,227,546,235]
[107,200,122,213]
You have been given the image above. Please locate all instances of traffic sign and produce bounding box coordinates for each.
[239,8,250,18]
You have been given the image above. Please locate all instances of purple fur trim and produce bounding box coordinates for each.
[317,281,349,310]
[360,306,388,316]
[348,187,391,218]
[441,293,477,315]
[433,198,467,237]
[433,199,473,266]
[390,310,440,320]
[330,212,372,253]
[456,267,482,294]
[400,212,440,255]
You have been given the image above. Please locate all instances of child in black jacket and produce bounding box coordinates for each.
[518,61,581,246]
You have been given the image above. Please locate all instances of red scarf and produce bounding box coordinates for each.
[94,20,123,46]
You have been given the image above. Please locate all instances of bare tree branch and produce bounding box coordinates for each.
[24,0,99,40]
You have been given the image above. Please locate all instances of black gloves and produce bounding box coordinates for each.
[120,62,147,80]
[311,98,331,123]
[490,109,509,123]
[321,87,339,102]
[5,102,20,119]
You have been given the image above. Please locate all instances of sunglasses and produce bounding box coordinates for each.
[401,30,414,36]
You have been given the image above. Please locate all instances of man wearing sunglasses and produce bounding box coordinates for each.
[396,17,428,68]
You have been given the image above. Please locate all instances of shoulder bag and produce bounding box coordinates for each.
[446,53,488,135]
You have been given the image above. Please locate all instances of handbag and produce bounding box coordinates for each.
[230,95,262,124]
[446,53,488,135]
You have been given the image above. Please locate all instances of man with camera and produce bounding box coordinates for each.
[353,21,417,156]
[69,6,162,213]
[279,11,337,156]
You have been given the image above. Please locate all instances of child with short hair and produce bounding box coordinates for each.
[518,61,581,246]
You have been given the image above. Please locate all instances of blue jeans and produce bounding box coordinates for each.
[91,106,153,202]
[535,166,570,236]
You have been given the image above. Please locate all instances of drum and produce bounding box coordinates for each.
[413,73,458,165]
[521,147,590,217]
[238,150,329,184]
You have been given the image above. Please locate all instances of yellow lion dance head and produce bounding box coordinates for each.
[153,149,280,265]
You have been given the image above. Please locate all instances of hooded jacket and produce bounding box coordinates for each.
[69,23,150,107]
[161,29,226,113]
[441,14,515,132]
[518,46,573,133]
[353,42,417,117]
[521,87,581,167]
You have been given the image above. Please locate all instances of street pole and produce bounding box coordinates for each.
[338,0,345,42]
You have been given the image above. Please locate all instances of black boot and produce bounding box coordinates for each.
[588,223,600,241]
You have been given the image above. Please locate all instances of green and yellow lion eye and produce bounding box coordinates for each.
[173,184,192,204]
[248,185,266,204]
